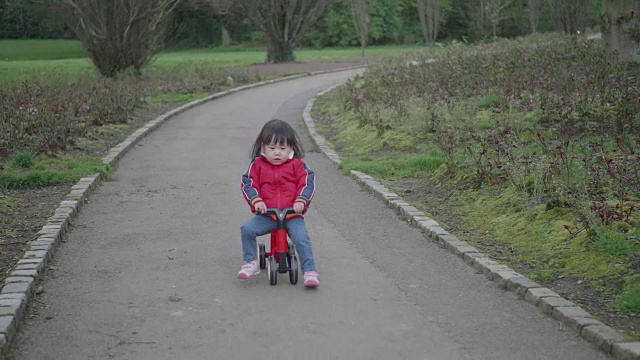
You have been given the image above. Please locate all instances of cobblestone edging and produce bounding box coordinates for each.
[302,85,640,360]
[0,66,364,358]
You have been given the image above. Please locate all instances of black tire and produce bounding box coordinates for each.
[268,256,277,285]
[288,253,299,285]
[258,243,266,269]
[278,252,288,273]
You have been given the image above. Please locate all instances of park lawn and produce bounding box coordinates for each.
[0,39,425,83]
[0,39,87,60]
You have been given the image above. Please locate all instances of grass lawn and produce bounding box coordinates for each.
[0,39,87,60]
[0,39,426,83]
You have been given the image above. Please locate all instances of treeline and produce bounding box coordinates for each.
[0,0,603,47]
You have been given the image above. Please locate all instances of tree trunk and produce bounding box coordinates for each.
[525,0,542,33]
[267,40,296,63]
[602,0,640,63]
[221,24,231,46]
[56,0,179,78]
[351,0,369,56]
[237,0,331,64]
[418,0,440,45]
[547,0,590,34]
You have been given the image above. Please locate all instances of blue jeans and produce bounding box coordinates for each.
[240,215,316,272]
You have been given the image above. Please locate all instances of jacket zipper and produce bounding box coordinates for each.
[275,164,282,209]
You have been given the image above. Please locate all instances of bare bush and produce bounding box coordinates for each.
[340,32,639,218]
[55,0,180,78]
[0,65,260,155]
[0,78,141,153]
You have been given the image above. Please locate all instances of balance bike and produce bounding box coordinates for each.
[258,208,299,285]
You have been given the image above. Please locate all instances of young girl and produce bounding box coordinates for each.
[239,119,319,288]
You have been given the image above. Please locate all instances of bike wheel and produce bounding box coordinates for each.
[259,243,266,269]
[268,256,277,285]
[288,253,299,285]
[278,252,288,273]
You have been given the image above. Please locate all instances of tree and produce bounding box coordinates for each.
[417,0,441,44]
[237,0,333,63]
[351,0,369,55]
[0,0,67,38]
[547,0,590,33]
[601,0,639,63]
[524,0,543,33]
[466,0,514,39]
[185,0,234,45]
[485,0,513,38]
[55,0,180,78]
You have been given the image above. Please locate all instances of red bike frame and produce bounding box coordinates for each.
[267,229,288,258]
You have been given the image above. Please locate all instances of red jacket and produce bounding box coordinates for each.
[241,156,316,216]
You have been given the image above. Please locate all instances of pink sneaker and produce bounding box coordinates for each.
[303,271,319,288]
[237,260,260,279]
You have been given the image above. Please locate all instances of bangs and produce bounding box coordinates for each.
[267,133,290,146]
[250,119,304,159]
[260,122,295,146]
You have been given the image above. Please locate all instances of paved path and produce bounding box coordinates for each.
[8,71,608,360]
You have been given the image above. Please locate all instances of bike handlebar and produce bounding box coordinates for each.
[263,208,298,228]
[264,207,297,218]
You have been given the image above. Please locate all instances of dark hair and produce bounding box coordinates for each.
[250,119,304,159]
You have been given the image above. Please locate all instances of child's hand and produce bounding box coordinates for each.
[254,202,267,214]
[293,202,305,214]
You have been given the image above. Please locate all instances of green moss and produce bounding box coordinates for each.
[0,195,19,209]
[474,110,495,130]
[477,94,499,109]
[73,124,131,155]
[458,187,627,284]
[0,195,20,236]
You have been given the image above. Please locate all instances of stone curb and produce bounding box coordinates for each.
[0,64,365,358]
[302,85,640,360]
